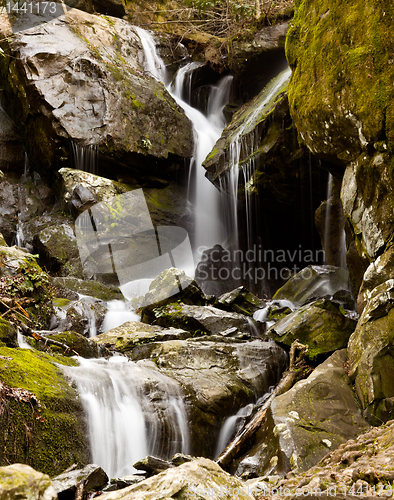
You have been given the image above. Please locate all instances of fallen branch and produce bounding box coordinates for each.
[18,322,79,356]
[216,341,311,470]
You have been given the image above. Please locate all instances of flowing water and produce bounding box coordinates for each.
[65,355,190,478]
[220,68,292,252]
[135,27,232,258]
[101,300,140,332]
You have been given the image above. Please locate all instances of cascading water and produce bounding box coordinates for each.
[220,68,292,252]
[64,356,190,478]
[71,142,98,174]
[135,27,233,257]
[101,300,140,332]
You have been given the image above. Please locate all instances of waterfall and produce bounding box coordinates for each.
[64,356,190,478]
[135,27,233,258]
[220,68,292,252]
[102,300,140,332]
[324,173,347,268]
[71,142,98,174]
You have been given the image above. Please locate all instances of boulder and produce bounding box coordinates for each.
[348,279,394,424]
[92,321,192,353]
[273,265,350,306]
[267,299,357,361]
[0,347,89,475]
[217,286,265,316]
[52,464,108,499]
[50,296,106,337]
[135,338,288,456]
[0,9,193,175]
[0,463,57,500]
[139,268,206,311]
[52,276,123,302]
[232,350,369,478]
[143,303,262,338]
[33,220,83,278]
[98,457,255,500]
[40,331,101,358]
[0,317,17,348]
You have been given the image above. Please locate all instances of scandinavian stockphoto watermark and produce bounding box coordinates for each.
[1,0,68,33]
[197,245,325,283]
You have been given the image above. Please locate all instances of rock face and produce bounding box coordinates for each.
[0,318,17,347]
[0,348,89,475]
[98,457,255,500]
[348,279,394,424]
[233,350,369,478]
[0,9,193,174]
[267,299,357,361]
[286,0,394,270]
[52,464,108,498]
[0,463,57,500]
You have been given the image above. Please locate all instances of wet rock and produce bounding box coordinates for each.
[52,464,108,499]
[98,457,255,500]
[59,168,123,215]
[348,279,394,424]
[267,299,357,361]
[102,475,144,492]
[0,10,193,175]
[273,265,350,306]
[50,296,106,337]
[233,350,369,478]
[136,338,288,456]
[217,286,265,315]
[0,317,18,348]
[64,0,126,18]
[92,321,191,353]
[33,220,83,278]
[0,463,57,500]
[40,331,101,358]
[139,268,206,311]
[143,302,262,337]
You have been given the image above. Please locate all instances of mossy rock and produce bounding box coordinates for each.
[217,286,265,316]
[0,463,57,500]
[0,318,17,348]
[273,265,350,306]
[52,277,123,302]
[35,331,101,358]
[0,347,89,475]
[267,299,357,360]
[348,279,394,424]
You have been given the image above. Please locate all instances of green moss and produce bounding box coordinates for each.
[0,348,88,475]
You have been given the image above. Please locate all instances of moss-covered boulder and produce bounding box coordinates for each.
[267,299,357,360]
[0,463,57,500]
[0,348,89,475]
[52,276,123,302]
[273,265,350,306]
[91,321,191,353]
[232,350,369,478]
[37,331,101,358]
[0,9,193,176]
[348,279,394,424]
[0,318,17,348]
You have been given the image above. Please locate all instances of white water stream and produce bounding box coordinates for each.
[135,27,232,258]
[65,355,190,478]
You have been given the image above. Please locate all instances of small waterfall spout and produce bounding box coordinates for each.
[135,27,233,258]
[64,356,190,478]
[221,68,292,253]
